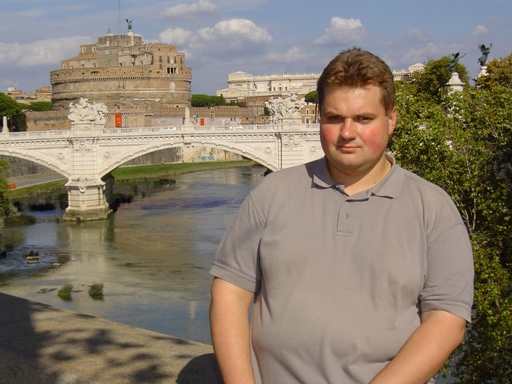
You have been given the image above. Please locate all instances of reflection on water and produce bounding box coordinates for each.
[0,166,265,344]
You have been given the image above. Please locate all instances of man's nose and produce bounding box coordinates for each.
[339,119,357,139]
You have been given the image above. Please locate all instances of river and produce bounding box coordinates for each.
[0,166,266,345]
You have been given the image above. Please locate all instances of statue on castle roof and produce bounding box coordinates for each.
[126,19,133,32]
[478,43,493,67]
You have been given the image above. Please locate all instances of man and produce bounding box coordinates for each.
[209,48,474,384]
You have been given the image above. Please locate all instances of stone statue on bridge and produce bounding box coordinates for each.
[478,43,492,67]
[266,94,306,123]
[448,52,466,73]
[68,97,107,126]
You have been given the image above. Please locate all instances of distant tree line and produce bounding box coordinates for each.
[191,94,230,107]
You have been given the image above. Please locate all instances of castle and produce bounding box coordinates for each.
[51,27,191,112]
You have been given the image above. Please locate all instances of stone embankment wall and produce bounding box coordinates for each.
[2,156,57,178]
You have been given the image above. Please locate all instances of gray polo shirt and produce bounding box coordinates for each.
[210,156,474,384]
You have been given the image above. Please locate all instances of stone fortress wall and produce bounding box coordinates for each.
[50,32,191,112]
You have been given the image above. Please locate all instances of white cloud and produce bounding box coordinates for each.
[314,17,365,46]
[161,18,272,61]
[0,36,91,67]
[163,0,219,20]
[267,47,315,63]
[472,25,488,36]
[159,28,196,46]
[197,19,271,43]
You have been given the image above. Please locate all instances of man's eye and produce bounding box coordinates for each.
[328,116,343,122]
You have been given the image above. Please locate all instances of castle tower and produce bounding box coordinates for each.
[50,27,192,112]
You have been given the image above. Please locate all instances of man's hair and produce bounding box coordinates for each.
[317,47,396,115]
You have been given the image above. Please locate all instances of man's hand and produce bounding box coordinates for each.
[370,310,466,384]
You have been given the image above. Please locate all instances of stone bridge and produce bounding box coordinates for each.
[0,123,323,221]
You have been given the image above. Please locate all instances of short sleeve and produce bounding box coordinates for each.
[209,192,265,292]
[421,223,474,322]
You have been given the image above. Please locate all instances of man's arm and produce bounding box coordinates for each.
[370,310,466,384]
[210,277,256,384]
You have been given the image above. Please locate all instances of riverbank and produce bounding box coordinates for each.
[0,292,222,384]
[8,160,256,199]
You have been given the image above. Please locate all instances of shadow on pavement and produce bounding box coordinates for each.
[0,292,222,383]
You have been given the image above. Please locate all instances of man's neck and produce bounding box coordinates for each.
[329,156,392,196]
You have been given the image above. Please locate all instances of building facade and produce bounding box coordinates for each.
[50,30,192,112]
[216,63,425,102]
[216,72,318,102]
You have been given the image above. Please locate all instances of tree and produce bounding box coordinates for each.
[0,159,11,229]
[304,90,318,104]
[10,113,27,131]
[410,56,470,104]
[191,94,227,107]
[390,83,512,383]
[476,54,512,90]
[0,92,20,118]
[0,93,27,131]
[22,101,53,111]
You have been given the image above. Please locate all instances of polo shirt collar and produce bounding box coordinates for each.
[312,155,404,199]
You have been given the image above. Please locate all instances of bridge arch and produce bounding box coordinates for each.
[0,148,71,179]
[98,140,278,179]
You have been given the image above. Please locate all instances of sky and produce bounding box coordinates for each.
[0,0,511,95]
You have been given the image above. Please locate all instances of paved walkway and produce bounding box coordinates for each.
[0,293,222,384]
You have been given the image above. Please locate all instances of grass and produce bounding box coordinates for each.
[8,180,67,199]
[88,283,104,298]
[57,284,73,299]
[111,160,254,180]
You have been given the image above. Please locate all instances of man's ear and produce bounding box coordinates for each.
[388,107,397,135]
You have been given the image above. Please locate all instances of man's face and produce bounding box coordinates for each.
[319,85,396,183]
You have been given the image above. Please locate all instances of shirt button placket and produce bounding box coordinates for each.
[337,201,353,235]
